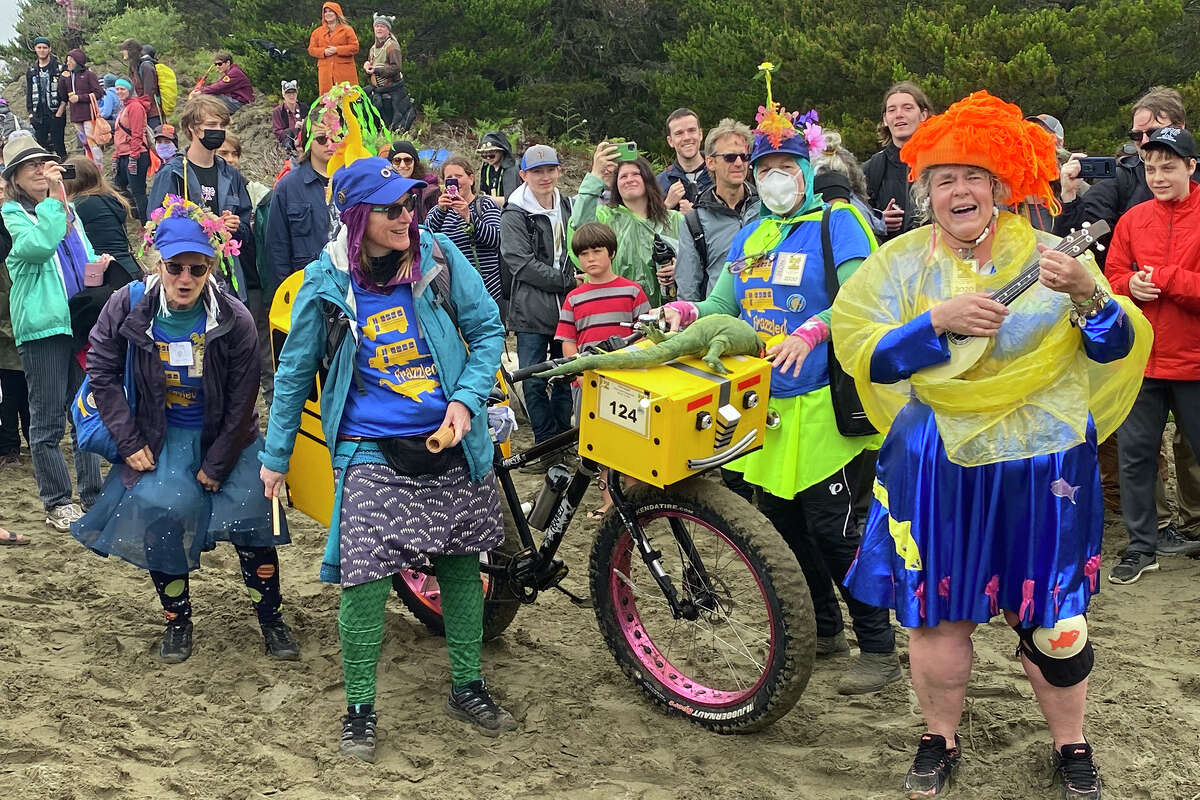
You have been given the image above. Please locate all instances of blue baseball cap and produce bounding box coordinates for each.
[520,144,560,170]
[750,133,809,166]
[155,215,215,259]
[332,156,426,212]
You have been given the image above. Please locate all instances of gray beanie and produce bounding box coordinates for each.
[373,13,395,30]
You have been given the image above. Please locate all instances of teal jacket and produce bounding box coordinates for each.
[261,226,504,483]
[2,197,98,347]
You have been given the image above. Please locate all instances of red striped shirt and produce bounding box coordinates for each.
[555,277,650,348]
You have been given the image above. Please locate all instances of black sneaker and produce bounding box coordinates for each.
[340,707,377,763]
[1156,524,1200,557]
[1053,741,1101,798]
[159,621,193,663]
[903,733,960,797]
[1107,551,1158,585]
[262,620,301,660]
[445,679,518,737]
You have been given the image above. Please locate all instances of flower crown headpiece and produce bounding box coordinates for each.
[304,82,389,158]
[753,62,826,154]
[140,195,241,289]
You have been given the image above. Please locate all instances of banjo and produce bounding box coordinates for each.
[920,220,1111,381]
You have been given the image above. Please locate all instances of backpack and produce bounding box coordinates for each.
[683,209,709,297]
[155,62,178,114]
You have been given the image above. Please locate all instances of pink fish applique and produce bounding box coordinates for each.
[985,575,1000,616]
[1084,555,1101,592]
[1019,579,1036,624]
[1050,478,1080,504]
[914,581,927,621]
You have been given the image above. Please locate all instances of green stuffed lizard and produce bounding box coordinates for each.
[536,314,763,377]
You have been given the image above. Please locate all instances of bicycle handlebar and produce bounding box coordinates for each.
[507,330,647,384]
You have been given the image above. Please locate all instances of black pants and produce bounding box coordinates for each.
[757,454,895,653]
[114,152,150,222]
[1118,378,1200,555]
[366,82,415,132]
[32,112,66,159]
[0,369,30,456]
[150,545,283,626]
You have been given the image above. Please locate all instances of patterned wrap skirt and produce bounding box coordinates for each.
[336,457,504,588]
[72,427,288,574]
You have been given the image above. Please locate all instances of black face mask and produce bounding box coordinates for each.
[199,129,226,151]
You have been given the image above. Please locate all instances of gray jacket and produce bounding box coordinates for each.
[499,184,574,334]
[675,185,760,301]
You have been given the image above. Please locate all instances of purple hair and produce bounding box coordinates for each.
[342,194,422,290]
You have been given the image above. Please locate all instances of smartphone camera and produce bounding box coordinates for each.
[445,177,459,198]
[616,141,639,162]
[60,163,77,181]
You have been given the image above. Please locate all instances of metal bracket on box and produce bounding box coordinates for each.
[686,431,759,471]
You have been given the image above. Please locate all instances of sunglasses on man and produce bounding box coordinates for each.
[713,152,751,163]
[164,260,211,278]
[1128,127,1160,143]
[370,194,417,220]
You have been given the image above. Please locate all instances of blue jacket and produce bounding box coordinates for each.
[98,87,121,123]
[264,161,330,294]
[148,154,253,298]
[261,227,504,485]
[655,160,714,208]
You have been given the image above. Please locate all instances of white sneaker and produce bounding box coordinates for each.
[46,503,84,531]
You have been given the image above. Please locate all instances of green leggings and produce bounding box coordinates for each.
[338,554,484,706]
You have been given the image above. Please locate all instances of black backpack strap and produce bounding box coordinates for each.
[413,235,459,330]
[820,204,838,299]
[321,298,366,395]
[684,208,709,275]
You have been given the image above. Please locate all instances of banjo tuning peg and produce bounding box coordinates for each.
[1095,243,1105,251]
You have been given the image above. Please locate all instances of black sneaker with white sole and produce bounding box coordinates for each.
[445,679,517,736]
[1156,524,1200,557]
[1107,551,1158,585]
[903,732,960,797]
[1053,741,1101,798]
[340,707,377,763]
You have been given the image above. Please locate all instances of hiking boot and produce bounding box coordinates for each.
[340,708,377,763]
[836,649,901,695]
[904,733,961,797]
[1053,741,1101,798]
[159,620,193,663]
[1156,524,1200,557]
[46,503,84,531]
[1107,551,1158,585]
[261,620,301,660]
[445,679,518,737]
[816,631,850,657]
[0,452,21,467]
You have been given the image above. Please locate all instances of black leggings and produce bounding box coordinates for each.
[150,545,283,625]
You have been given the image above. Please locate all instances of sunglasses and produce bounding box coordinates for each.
[391,155,415,165]
[164,260,210,277]
[370,195,416,219]
[714,152,751,163]
[1129,127,1160,142]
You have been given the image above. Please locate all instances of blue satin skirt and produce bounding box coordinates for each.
[844,400,1103,630]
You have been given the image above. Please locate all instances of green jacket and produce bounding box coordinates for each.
[568,172,684,307]
[1,198,98,347]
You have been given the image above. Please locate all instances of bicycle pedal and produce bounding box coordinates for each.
[535,557,569,590]
[553,583,593,608]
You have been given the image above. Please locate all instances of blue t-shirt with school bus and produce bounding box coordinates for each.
[153,305,207,429]
[338,283,449,438]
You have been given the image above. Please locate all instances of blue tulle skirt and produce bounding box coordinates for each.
[72,427,289,574]
[844,400,1103,630]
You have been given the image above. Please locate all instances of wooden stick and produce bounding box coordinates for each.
[426,424,455,453]
[272,493,282,538]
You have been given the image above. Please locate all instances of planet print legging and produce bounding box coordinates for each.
[149,546,283,626]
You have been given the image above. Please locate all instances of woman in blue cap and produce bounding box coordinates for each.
[260,155,511,761]
[662,65,900,694]
[73,197,300,665]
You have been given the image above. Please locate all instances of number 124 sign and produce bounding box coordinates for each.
[597,378,649,437]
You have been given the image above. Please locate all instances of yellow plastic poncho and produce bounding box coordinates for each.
[830,212,1151,467]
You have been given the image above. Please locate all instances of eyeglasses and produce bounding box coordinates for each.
[370,195,416,219]
[1129,127,1160,143]
[714,152,751,163]
[391,155,414,166]
[313,135,330,145]
[164,261,210,277]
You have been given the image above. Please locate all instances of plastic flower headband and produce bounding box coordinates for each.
[753,62,826,153]
[140,195,241,289]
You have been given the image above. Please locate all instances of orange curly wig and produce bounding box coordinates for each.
[900,91,1060,212]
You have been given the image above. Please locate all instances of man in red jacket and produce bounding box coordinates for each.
[1106,126,1200,583]
[193,52,253,114]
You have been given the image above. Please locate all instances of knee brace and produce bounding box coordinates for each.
[1012,614,1094,688]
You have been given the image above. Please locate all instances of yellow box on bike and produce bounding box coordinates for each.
[269,271,515,527]
[577,351,770,489]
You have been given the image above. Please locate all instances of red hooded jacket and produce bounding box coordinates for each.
[114,93,151,158]
[1105,181,1200,380]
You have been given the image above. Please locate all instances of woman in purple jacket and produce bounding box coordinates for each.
[71,199,300,665]
[56,49,102,167]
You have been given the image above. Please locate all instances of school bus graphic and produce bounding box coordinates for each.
[368,338,420,370]
[738,256,773,284]
[741,287,779,313]
[363,306,409,340]
[380,376,439,402]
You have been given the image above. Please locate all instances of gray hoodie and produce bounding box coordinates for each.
[499,183,574,334]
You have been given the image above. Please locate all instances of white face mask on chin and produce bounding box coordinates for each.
[757,168,802,215]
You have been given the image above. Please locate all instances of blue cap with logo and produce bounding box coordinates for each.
[331,156,426,212]
[155,216,215,259]
[520,144,560,170]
